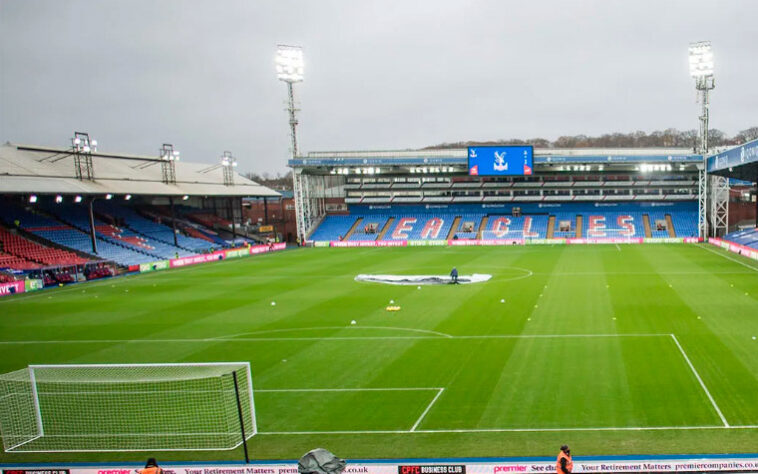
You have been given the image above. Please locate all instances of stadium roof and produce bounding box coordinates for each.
[707,138,758,183]
[0,143,280,198]
[290,147,702,167]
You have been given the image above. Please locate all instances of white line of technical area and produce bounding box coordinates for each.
[410,388,444,432]
[698,243,758,272]
[257,424,758,435]
[0,333,672,344]
[670,333,729,427]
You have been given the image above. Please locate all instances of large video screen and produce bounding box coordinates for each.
[468,145,533,176]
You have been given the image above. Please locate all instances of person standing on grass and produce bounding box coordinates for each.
[556,445,573,474]
[450,267,459,284]
[137,458,163,474]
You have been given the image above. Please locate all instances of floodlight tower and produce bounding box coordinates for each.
[689,41,715,238]
[221,151,237,186]
[160,143,180,185]
[689,41,727,237]
[689,41,714,154]
[72,132,97,180]
[276,44,311,243]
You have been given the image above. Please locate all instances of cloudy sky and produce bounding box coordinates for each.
[1,0,756,174]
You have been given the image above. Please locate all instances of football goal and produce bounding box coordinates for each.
[0,363,256,453]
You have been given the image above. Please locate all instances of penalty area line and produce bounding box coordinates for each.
[670,334,729,427]
[257,425,758,435]
[257,387,443,393]
[410,388,444,432]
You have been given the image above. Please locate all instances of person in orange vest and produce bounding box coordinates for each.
[556,445,573,474]
[137,458,163,474]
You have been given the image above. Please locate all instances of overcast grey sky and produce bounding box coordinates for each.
[1,0,757,174]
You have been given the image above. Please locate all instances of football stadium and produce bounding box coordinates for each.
[1,2,758,474]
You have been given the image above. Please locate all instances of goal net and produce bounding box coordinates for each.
[0,363,256,452]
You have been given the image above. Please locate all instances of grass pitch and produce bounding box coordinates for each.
[1,244,757,462]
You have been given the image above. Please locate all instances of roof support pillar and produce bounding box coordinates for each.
[263,197,268,225]
[169,196,178,247]
[230,197,237,241]
[88,198,98,255]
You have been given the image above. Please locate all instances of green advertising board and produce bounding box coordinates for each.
[24,279,44,292]
[140,260,170,273]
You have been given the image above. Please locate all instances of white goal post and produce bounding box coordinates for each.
[0,363,256,453]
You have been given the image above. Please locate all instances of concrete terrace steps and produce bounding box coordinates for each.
[643,214,652,238]
[547,215,556,239]
[447,216,462,240]
[377,217,394,240]
[665,214,676,237]
[477,216,489,240]
[344,217,363,240]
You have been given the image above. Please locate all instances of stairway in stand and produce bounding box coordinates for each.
[643,214,652,238]
[665,214,676,237]
[446,216,462,240]
[343,217,363,240]
[546,216,556,239]
[377,217,394,240]
[477,216,489,239]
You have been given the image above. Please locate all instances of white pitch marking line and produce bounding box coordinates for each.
[257,424,758,435]
[670,334,729,427]
[410,388,444,432]
[6,434,42,451]
[0,334,672,344]
[216,326,454,340]
[615,243,621,251]
[257,387,442,393]
[698,244,758,272]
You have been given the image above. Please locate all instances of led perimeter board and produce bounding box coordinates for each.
[468,145,533,176]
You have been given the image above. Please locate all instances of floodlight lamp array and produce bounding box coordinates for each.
[409,166,456,174]
[73,135,97,153]
[161,150,180,161]
[639,163,673,173]
[276,45,304,82]
[221,151,238,167]
[689,41,714,78]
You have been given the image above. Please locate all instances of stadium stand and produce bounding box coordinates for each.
[309,215,358,241]
[451,214,483,239]
[482,215,549,239]
[0,271,16,283]
[0,205,157,266]
[724,228,758,249]
[0,227,89,268]
[308,202,699,242]
[95,202,215,254]
[583,212,644,238]
[386,214,455,240]
[142,207,228,246]
[44,204,202,261]
[348,216,389,241]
